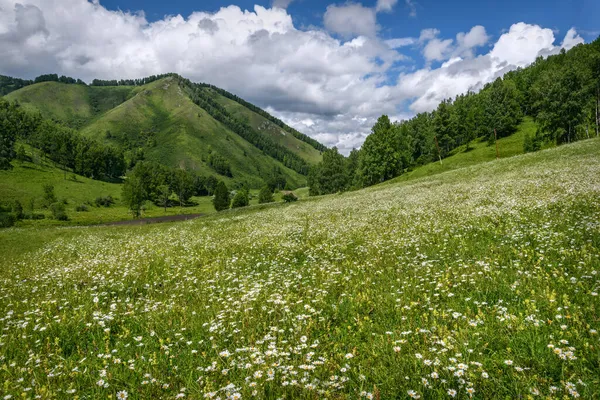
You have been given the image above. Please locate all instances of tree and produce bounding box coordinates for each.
[42,184,57,207]
[231,188,249,208]
[16,145,27,163]
[173,169,195,206]
[212,181,230,211]
[358,115,402,186]
[122,175,146,218]
[50,202,68,221]
[157,185,171,212]
[258,185,274,204]
[310,147,349,195]
[0,99,18,169]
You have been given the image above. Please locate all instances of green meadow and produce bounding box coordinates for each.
[0,138,598,399]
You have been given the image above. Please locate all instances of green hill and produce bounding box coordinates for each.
[5,82,135,128]
[78,77,306,187]
[1,138,598,397]
[211,89,323,164]
[4,75,324,188]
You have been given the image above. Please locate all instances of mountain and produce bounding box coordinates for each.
[3,74,325,188]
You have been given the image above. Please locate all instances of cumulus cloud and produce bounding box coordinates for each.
[561,27,584,49]
[420,25,489,63]
[0,0,586,154]
[375,0,398,13]
[399,23,581,113]
[323,3,378,38]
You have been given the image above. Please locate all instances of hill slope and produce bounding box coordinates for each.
[4,75,325,188]
[5,82,135,128]
[1,138,598,398]
[78,77,306,187]
[211,89,322,164]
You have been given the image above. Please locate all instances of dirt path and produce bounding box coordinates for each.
[102,213,205,226]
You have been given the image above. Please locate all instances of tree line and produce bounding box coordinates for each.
[0,73,178,96]
[0,98,126,179]
[309,38,600,195]
[197,83,327,152]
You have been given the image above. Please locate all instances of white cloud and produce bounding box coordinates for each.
[323,3,378,38]
[0,1,586,154]
[423,38,453,62]
[385,37,416,49]
[405,0,417,17]
[398,23,579,114]
[420,25,489,63]
[561,27,584,50]
[375,0,398,13]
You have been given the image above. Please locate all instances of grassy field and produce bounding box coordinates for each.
[0,138,598,399]
[5,82,134,129]
[0,152,308,227]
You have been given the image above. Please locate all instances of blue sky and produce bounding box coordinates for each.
[0,0,597,151]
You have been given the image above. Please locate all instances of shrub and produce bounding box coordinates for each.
[23,212,45,220]
[50,202,68,221]
[75,204,89,212]
[212,181,230,211]
[95,195,115,207]
[282,192,298,203]
[12,200,24,220]
[0,213,16,228]
[42,184,57,207]
[231,189,249,209]
[258,185,274,204]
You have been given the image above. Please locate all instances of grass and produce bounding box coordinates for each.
[386,117,540,185]
[5,82,134,129]
[0,150,308,227]
[0,138,598,399]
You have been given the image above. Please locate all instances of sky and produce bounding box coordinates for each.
[0,0,597,153]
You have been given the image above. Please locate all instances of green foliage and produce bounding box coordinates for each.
[207,152,233,177]
[282,191,298,203]
[308,147,350,195]
[173,169,195,206]
[42,184,57,206]
[258,185,274,204]
[523,129,543,153]
[49,202,68,221]
[12,200,23,220]
[0,212,16,228]
[156,185,172,212]
[358,115,404,186]
[213,181,230,211]
[16,145,27,163]
[231,188,250,209]
[75,204,89,212]
[121,175,147,218]
[94,195,114,207]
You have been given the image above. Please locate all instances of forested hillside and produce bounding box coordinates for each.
[1,74,325,188]
[309,38,600,195]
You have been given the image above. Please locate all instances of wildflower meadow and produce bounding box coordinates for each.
[1,139,599,399]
